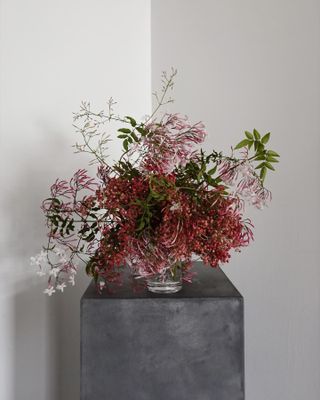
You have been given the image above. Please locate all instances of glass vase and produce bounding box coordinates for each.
[147,265,182,294]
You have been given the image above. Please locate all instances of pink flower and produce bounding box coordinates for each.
[219,159,271,209]
[139,114,206,173]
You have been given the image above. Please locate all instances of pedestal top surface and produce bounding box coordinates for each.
[82,262,242,300]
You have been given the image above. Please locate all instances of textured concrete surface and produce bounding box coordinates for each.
[81,262,244,400]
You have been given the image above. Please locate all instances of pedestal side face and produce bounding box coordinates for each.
[81,297,244,400]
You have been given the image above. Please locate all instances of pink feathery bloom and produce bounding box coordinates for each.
[140,114,207,173]
[97,165,112,184]
[49,178,73,198]
[70,169,98,193]
[219,160,272,209]
[235,167,272,209]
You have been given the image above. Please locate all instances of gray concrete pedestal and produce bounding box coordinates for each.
[81,262,244,400]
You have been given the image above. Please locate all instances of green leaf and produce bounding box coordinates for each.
[207,166,217,175]
[85,260,94,276]
[136,126,147,136]
[255,162,266,169]
[261,132,271,144]
[123,139,129,152]
[253,129,261,140]
[245,131,253,140]
[254,155,266,161]
[84,232,95,242]
[267,150,280,157]
[234,139,251,150]
[125,116,137,127]
[118,128,131,134]
[46,198,61,204]
[265,162,275,171]
[260,166,267,182]
[131,132,139,142]
[79,225,89,235]
[257,143,265,153]
[266,156,279,163]
[197,170,203,181]
[206,175,217,186]
[51,217,59,226]
[117,134,128,139]
[137,218,145,231]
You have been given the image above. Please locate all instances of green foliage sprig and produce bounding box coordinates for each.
[234,129,280,182]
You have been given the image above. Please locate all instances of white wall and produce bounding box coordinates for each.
[152,1,320,399]
[1,1,319,399]
[0,1,150,399]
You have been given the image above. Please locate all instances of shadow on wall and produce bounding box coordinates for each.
[9,123,90,400]
[13,281,59,400]
[13,277,88,400]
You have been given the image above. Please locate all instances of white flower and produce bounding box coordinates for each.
[52,247,69,264]
[59,256,68,264]
[30,257,40,267]
[68,275,75,286]
[49,267,60,278]
[170,202,180,211]
[30,250,47,267]
[53,247,66,257]
[70,265,78,275]
[40,250,47,259]
[249,193,266,210]
[56,282,67,292]
[99,281,106,289]
[43,286,55,296]
[36,270,46,277]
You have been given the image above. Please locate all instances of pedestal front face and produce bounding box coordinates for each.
[81,263,244,400]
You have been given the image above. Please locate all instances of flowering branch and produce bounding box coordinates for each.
[32,70,279,295]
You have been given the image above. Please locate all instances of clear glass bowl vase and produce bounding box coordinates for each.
[146,265,182,294]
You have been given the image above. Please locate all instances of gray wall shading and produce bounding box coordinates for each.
[0,1,151,399]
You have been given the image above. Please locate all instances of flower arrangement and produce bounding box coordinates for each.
[31,70,279,295]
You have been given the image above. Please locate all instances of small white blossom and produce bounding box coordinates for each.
[30,257,40,267]
[249,193,266,210]
[53,247,66,257]
[68,275,75,286]
[70,265,78,275]
[56,282,67,292]
[36,270,46,277]
[49,267,60,278]
[30,250,47,267]
[59,256,68,264]
[43,286,56,296]
[99,281,106,289]
[170,203,180,211]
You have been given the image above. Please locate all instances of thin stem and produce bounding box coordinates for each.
[146,69,177,124]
